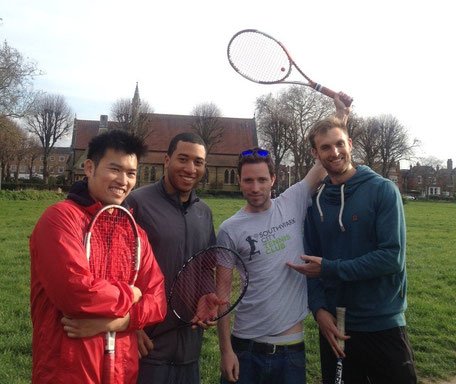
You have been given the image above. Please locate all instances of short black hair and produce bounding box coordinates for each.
[167,132,207,156]
[87,129,148,165]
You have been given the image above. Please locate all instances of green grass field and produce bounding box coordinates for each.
[0,193,455,383]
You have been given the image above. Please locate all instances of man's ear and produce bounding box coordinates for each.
[83,159,95,178]
[311,148,318,159]
[270,174,276,187]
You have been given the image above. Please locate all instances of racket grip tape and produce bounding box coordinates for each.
[313,83,353,107]
[336,306,346,350]
[102,353,115,384]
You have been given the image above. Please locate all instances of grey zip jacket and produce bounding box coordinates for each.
[127,177,216,365]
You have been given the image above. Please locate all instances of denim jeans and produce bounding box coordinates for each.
[220,339,306,384]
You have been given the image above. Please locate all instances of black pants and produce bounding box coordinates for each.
[320,327,417,384]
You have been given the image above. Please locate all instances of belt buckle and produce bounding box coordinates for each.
[268,344,277,355]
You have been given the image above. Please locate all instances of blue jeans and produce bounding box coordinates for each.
[220,337,306,384]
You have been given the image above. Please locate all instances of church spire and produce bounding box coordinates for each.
[131,82,140,129]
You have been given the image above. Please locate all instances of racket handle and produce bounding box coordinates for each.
[335,357,343,384]
[102,353,115,384]
[336,306,346,350]
[311,83,353,107]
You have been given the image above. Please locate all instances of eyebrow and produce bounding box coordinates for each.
[107,162,137,171]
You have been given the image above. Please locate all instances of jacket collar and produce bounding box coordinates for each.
[157,177,200,210]
[66,179,104,215]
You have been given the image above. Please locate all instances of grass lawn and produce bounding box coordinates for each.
[0,193,455,383]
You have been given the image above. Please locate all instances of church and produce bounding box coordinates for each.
[67,85,257,192]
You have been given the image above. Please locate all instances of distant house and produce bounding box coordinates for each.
[10,147,71,181]
[68,113,257,191]
[400,159,455,198]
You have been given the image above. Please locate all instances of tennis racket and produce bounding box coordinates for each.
[85,204,141,384]
[335,306,346,384]
[227,29,353,107]
[153,245,248,338]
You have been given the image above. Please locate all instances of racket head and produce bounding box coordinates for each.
[227,29,296,84]
[85,204,141,285]
[168,245,248,324]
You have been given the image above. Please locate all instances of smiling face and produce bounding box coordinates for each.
[84,148,138,205]
[163,140,207,202]
[239,162,276,213]
[311,127,355,184]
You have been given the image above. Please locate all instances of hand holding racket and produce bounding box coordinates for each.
[153,245,248,338]
[227,29,353,107]
[335,307,346,384]
[85,204,141,384]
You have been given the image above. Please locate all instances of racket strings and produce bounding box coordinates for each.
[169,248,248,323]
[88,210,137,284]
[228,31,291,83]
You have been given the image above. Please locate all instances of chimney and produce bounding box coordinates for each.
[99,115,108,134]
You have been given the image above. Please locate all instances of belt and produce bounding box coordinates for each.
[231,336,305,355]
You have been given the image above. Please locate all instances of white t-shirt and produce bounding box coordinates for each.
[217,179,312,339]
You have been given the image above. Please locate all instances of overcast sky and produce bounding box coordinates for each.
[2,0,455,165]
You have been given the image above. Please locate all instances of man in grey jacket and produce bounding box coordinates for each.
[127,132,216,384]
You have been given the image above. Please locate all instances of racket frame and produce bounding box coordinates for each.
[227,29,352,107]
[167,245,249,324]
[85,204,141,384]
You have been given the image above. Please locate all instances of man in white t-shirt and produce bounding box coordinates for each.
[216,93,349,384]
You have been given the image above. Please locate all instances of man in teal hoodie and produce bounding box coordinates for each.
[288,116,417,383]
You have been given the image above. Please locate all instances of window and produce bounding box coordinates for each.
[143,166,149,182]
[224,169,237,184]
[150,166,156,182]
[58,167,64,173]
[59,156,65,162]
[50,156,55,161]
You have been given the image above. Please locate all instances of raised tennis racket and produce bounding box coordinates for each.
[85,204,141,384]
[153,245,248,338]
[335,306,346,384]
[227,29,353,107]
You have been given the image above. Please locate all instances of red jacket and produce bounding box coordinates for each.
[30,198,167,384]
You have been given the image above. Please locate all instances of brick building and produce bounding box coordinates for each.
[400,159,455,198]
[68,113,257,191]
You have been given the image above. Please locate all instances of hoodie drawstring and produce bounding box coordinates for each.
[315,183,346,232]
[339,184,346,232]
[316,184,325,223]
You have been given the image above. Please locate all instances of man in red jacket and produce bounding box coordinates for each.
[30,129,167,384]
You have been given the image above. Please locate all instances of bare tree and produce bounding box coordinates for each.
[255,93,292,192]
[375,114,419,178]
[281,86,333,181]
[25,93,73,183]
[24,135,42,180]
[190,103,224,154]
[353,116,382,168]
[0,116,23,183]
[110,97,154,140]
[0,40,41,118]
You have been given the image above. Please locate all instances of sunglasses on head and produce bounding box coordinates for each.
[239,148,270,159]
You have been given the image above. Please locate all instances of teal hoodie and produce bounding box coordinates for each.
[305,165,407,331]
